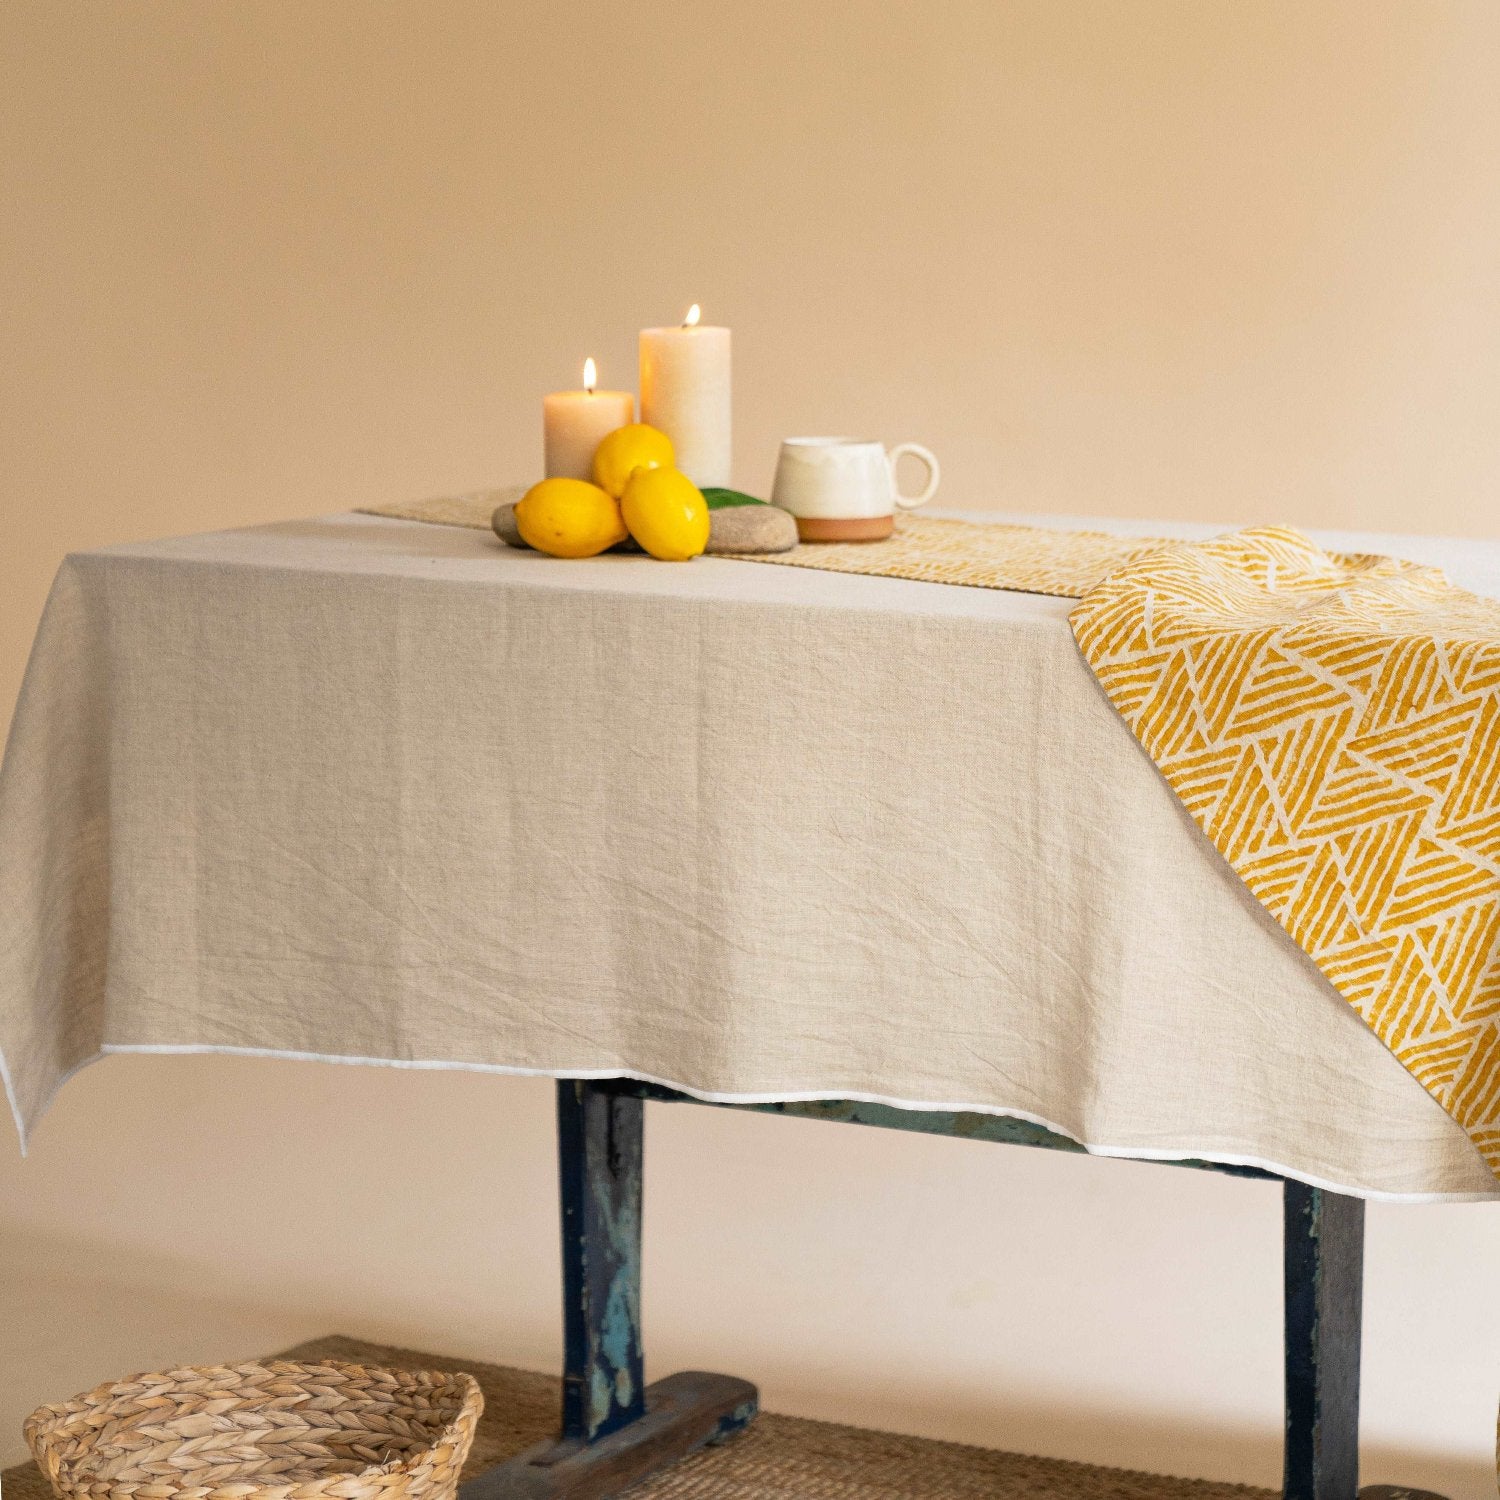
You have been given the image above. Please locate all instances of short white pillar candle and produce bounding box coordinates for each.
[543,360,635,481]
[639,306,731,487]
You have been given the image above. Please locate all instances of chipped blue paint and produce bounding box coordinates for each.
[596,1200,640,1421]
[557,1081,646,1443]
[588,1365,614,1433]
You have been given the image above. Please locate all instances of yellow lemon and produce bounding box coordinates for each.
[620,467,710,561]
[592,423,675,499]
[514,478,626,558]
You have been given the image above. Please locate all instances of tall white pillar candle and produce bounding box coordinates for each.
[639,306,731,487]
[543,360,635,480]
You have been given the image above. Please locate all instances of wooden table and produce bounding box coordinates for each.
[4,511,1490,1497]
[460,1080,1445,1500]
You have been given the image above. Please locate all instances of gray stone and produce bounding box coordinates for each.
[707,503,798,554]
[491,503,527,548]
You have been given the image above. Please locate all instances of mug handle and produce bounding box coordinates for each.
[888,442,940,509]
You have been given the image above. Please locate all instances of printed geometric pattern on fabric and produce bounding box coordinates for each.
[1071,526,1500,1176]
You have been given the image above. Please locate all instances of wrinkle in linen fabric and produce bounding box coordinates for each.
[1,513,1495,1199]
[1072,526,1500,1178]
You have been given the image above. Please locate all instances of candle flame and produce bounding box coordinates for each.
[683,303,701,328]
[582,357,596,393]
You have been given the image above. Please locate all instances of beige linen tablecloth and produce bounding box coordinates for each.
[3,509,1498,1200]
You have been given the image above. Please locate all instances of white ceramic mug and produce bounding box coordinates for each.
[771,436,941,541]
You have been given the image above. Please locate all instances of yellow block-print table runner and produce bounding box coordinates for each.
[364,491,1500,1176]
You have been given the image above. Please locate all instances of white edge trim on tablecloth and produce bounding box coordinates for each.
[0,1042,24,1154]
[0,1039,1485,1204]
[2,1046,105,1162]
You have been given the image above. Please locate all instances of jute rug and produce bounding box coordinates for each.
[3,1334,1270,1500]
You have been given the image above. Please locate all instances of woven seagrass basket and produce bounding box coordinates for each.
[23,1360,483,1500]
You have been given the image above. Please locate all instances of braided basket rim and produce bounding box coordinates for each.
[23,1358,484,1500]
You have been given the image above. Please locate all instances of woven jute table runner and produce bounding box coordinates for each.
[357,489,1165,599]
[3,1334,1272,1500]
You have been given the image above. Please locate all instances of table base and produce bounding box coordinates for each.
[452,1080,1450,1500]
[460,1371,756,1500]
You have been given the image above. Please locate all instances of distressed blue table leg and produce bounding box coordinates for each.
[1283,1182,1450,1500]
[1284,1180,1364,1500]
[459,1081,757,1499]
[558,1077,646,1440]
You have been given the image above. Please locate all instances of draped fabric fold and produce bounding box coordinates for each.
[1071,527,1500,1177]
[363,493,1500,1178]
[4,507,1498,1204]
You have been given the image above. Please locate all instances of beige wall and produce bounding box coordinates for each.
[3,2,1500,1495]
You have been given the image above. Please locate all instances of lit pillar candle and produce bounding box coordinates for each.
[543,360,635,480]
[639,305,731,487]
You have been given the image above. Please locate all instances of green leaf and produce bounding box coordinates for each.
[701,487,768,510]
